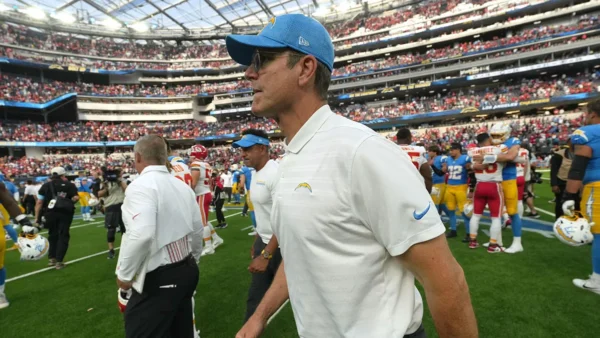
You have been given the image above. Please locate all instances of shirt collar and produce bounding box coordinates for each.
[285,105,333,154]
[140,165,169,175]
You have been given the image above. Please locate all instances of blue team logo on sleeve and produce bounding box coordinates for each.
[571,129,589,145]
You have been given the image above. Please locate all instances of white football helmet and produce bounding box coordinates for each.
[553,213,594,247]
[17,234,49,261]
[464,201,474,217]
[88,196,100,207]
[489,123,511,145]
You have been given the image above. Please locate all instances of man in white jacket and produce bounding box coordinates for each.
[116,135,204,338]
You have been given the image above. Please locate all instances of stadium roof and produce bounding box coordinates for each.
[0,0,375,31]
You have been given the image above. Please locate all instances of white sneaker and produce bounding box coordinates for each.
[0,295,9,310]
[248,231,257,236]
[194,329,201,338]
[201,246,215,256]
[483,242,503,248]
[573,276,600,295]
[212,237,224,249]
[505,243,524,254]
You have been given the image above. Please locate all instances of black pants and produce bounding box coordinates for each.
[406,325,427,338]
[215,198,226,224]
[46,212,74,262]
[554,184,566,220]
[105,204,125,243]
[243,201,249,215]
[25,196,35,215]
[245,237,283,321]
[225,187,232,202]
[125,255,199,338]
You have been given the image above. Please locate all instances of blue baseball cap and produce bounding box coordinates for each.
[232,134,270,149]
[226,14,335,71]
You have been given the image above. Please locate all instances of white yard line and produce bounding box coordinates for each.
[7,220,105,242]
[267,300,290,325]
[241,225,254,231]
[534,207,556,217]
[6,212,243,283]
[6,248,121,283]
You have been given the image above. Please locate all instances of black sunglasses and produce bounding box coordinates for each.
[250,49,305,71]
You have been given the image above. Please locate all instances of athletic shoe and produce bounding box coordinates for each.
[0,295,9,310]
[55,262,66,270]
[108,249,115,259]
[573,276,600,295]
[526,212,540,219]
[201,246,215,256]
[469,240,479,249]
[502,218,512,229]
[212,237,224,249]
[462,235,470,243]
[505,243,524,254]
[48,258,57,267]
[549,198,556,203]
[248,231,257,236]
[487,244,504,253]
[215,223,228,229]
[445,230,457,238]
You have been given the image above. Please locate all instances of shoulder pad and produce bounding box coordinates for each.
[571,128,590,145]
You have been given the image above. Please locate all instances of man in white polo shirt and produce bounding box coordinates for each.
[227,14,477,338]
[232,129,282,322]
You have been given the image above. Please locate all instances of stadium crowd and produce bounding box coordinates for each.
[0,112,580,177]
[1,74,597,141]
[0,0,550,72]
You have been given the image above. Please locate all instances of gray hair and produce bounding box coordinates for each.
[134,135,168,165]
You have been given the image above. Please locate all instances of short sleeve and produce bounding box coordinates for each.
[37,184,47,200]
[508,137,521,147]
[571,128,589,145]
[351,136,446,257]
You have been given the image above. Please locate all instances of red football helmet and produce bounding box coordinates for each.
[190,144,208,160]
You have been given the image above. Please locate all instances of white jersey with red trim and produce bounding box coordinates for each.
[398,145,427,170]
[468,145,507,182]
[190,160,212,196]
[516,148,529,178]
[170,160,193,189]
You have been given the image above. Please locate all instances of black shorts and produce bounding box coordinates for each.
[105,204,124,229]
[523,183,534,200]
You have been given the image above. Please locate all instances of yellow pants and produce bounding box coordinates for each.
[232,183,238,195]
[445,184,468,212]
[431,183,446,206]
[78,192,90,207]
[502,180,518,216]
[582,182,600,234]
[0,205,7,269]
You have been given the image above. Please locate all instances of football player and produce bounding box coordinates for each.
[468,133,506,252]
[484,123,526,254]
[189,145,223,256]
[396,128,433,193]
[443,143,472,240]
[75,172,94,221]
[231,164,241,204]
[517,146,539,218]
[0,181,36,309]
[169,156,194,189]
[428,146,450,217]
[562,100,600,294]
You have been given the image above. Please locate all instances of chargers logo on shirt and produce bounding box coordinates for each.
[295,182,312,193]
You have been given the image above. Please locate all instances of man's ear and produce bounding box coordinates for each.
[297,55,318,88]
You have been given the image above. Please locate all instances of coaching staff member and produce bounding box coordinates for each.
[98,170,127,259]
[232,129,282,321]
[35,167,78,270]
[116,135,204,338]
[228,14,477,338]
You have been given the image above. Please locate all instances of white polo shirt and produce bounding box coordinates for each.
[249,159,279,245]
[221,172,233,188]
[271,105,445,337]
[116,165,204,293]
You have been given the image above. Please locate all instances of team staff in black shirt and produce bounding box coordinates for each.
[35,167,79,270]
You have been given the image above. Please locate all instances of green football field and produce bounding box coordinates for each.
[1,173,599,337]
